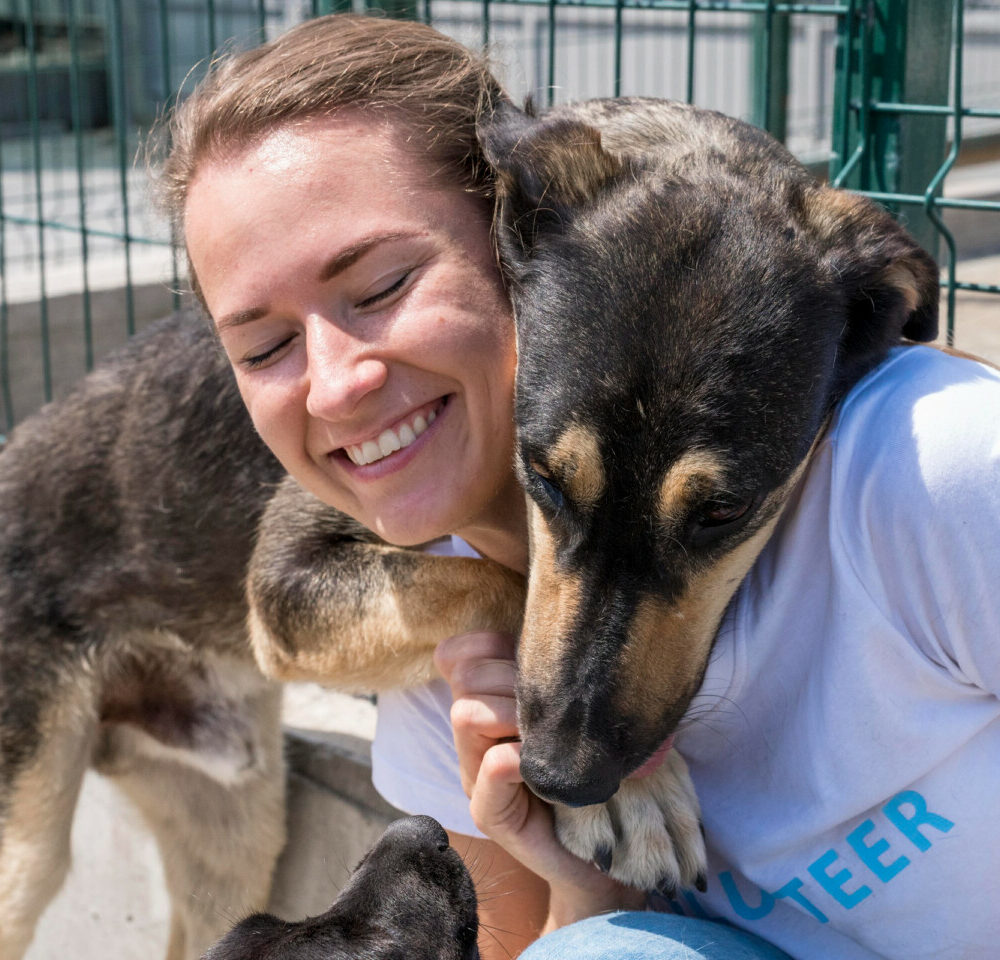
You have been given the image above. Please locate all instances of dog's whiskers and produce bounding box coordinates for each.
[478,921,516,958]
[475,885,521,905]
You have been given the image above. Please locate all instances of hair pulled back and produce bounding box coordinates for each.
[155,14,505,237]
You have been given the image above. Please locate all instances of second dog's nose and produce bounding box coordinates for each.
[386,815,450,852]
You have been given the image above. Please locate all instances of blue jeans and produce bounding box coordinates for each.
[520,912,792,960]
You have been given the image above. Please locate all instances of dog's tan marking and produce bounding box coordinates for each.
[105,679,286,960]
[621,517,777,714]
[803,186,867,243]
[541,423,606,509]
[623,452,814,729]
[657,450,726,524]
[883,262,922,314]
[502,122,626,209]
[803,187,938,322]
[518,502,583,678]
[0,689,96,960]
[250,549,525,691]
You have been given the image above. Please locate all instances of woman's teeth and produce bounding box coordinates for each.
[345,408,437,466]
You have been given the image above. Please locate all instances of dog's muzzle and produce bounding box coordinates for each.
[519,737,626,807]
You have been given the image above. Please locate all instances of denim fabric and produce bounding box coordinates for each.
[519,912,793,960]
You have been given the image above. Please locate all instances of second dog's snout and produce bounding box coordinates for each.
[386,814,450,853]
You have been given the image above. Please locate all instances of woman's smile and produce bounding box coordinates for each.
[331,394,449,472]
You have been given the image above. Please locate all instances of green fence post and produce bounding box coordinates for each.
[0,113,9,439]
[897,0,954,260]
[367,0,419,18]
[312,0,353,15]
[751,2,790,143]
[830,0,954,260]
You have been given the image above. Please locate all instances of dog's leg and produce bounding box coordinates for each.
[552,750,706,892]
[97,677,285,960]
[0,686,97,960]
[248,478,526,691]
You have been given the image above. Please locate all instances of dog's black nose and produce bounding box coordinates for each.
[384,815,451,853]
[519,745,622,807]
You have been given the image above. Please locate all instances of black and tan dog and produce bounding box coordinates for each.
[204,815,480,960]
[476,97,938,886]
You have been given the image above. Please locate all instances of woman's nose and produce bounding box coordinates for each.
[303,318,388,420]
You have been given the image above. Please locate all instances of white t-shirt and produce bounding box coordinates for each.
[371,346,1000,960]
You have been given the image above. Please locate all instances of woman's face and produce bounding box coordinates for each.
[185,117,522,551]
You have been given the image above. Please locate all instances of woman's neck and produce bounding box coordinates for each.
[455,480,529,575]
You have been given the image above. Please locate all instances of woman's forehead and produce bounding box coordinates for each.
[198,113,428,185]
[183,113,494,317]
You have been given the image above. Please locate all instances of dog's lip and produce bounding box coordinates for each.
[626,735,675,779]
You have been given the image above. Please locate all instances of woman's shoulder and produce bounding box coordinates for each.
[818,345,1000,685]
[830,344,1000,504]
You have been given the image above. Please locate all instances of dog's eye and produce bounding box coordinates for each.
[690,496,754,546]
[698,499,751,527]
[537,474,565,511]
[529,463,565,512]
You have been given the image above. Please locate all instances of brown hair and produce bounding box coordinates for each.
[153,13,505,296]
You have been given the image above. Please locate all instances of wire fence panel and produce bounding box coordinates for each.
[1,0,997,437]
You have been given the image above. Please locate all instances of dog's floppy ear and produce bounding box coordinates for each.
[479,99,631,261]
[801,186,939,373]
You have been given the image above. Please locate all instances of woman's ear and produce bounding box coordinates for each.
[801,186,940,357]
[479,100,630,263]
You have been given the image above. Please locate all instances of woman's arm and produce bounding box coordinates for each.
[436,632,644,956]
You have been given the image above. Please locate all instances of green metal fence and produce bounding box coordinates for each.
[1,0,998,439]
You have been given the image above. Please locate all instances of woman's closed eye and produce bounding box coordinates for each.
[242,335,295,370]
[356,270,411,310]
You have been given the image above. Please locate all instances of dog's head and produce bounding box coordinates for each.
[204,816,478,960]
[480,98,938,807]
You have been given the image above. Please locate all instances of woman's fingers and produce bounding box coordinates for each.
[449,693,518,796]
[470,739,536,837]
[437,631,641,922]
[435,631,519,797]
[472,740,646,920]
[435,630,517,694]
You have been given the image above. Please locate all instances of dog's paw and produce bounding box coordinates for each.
[552,749,706,893]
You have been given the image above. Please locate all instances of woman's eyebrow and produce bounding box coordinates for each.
[316,231,422,283]
[216,306,269,332]
[215,232,425,331]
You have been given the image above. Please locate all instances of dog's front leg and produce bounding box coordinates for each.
[247,477,526,691]
[552,751,706,894]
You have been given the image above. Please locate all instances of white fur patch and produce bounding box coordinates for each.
[552,750,705,891]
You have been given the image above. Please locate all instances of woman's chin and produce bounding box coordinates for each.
[365,508,453,547]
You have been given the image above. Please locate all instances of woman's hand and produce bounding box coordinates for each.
[434,632,645,935]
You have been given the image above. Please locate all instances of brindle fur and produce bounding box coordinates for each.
[0,312,522,960]
[475,97,939,890]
